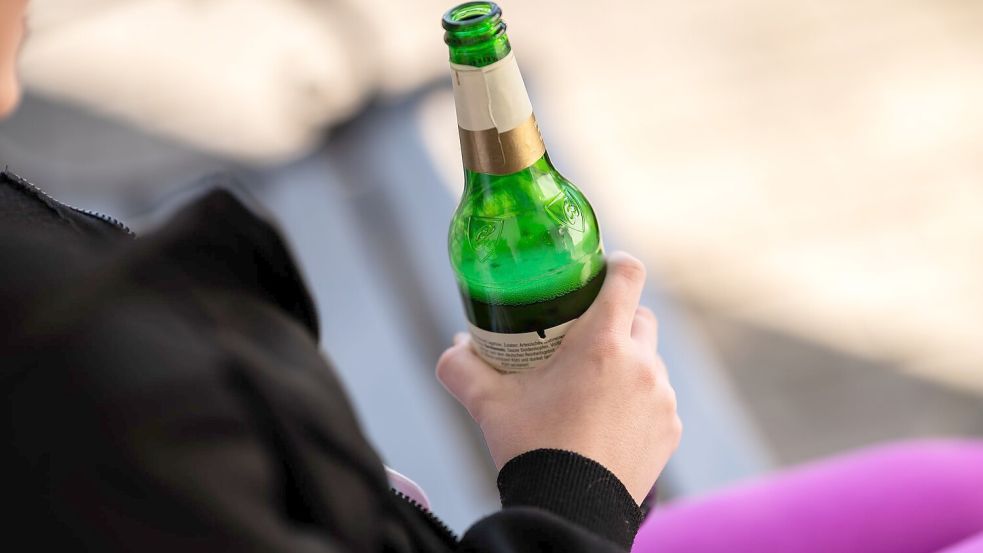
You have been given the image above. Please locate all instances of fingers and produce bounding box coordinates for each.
[435,333,500,415]
[582,252,647,335]
[631,306,659,353]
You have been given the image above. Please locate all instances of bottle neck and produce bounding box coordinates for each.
[444,2,546,176]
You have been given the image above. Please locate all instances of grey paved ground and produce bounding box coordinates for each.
[692,306,983,467]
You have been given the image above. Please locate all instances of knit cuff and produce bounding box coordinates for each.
[497,449,643,550]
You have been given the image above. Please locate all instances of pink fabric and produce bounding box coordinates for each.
[939,533,983,553]
[634,440,983,553]
[385,466,432,510]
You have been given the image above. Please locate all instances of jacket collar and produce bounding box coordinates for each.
[0,170,320,340]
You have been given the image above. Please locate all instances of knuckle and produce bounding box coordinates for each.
[673,416,684,444]
[614,255,647,285]
[636,361,659,390]
[637,369,659,391]
[636,306,658,325]
[667,416,683,449]
[661,385,679,413]
[632,350,665,386]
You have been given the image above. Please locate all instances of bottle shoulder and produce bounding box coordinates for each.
[453,160,591,218]
[448,161,604,305]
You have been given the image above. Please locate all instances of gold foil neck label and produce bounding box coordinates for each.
[458,114,546,175]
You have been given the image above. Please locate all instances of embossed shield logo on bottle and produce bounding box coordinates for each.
[546,191,585,232]
[468,216,504,262]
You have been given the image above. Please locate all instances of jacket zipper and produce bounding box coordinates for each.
[3,170,135,237]
[392,489,459,546]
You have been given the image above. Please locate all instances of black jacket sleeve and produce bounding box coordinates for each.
[0,172,646,553]
[459,449,643,551]
[496,449,643,548]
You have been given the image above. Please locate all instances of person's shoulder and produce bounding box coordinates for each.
[0,168,134,241]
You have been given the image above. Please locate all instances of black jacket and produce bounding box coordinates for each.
[0,170,643,552]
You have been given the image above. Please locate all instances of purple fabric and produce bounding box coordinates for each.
[634,440,983,553]
[940,533,983,553]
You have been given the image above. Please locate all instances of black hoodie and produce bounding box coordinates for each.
[0,170,643,552]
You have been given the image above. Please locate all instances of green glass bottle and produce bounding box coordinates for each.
[444,1,605,372]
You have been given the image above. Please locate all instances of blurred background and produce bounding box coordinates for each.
[2,0,981,533]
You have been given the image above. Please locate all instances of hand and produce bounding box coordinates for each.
[436,252,682,504]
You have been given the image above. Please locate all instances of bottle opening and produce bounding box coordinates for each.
[443,2,511,67]
[442,2,501,30]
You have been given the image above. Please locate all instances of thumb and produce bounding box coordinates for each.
[580,251,647,335]
[435,333,501,416]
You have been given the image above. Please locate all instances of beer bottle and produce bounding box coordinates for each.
[444,1,606,372]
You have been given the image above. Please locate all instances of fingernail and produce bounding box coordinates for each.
[453,332,468,345]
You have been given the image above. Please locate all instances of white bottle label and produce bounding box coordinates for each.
[468,319,577,372]
[450,51,533,133]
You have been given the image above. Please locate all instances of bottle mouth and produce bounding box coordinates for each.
[443,1,510,65]
[442,2,502,31]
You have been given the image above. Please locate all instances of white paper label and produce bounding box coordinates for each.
[468,319,577,372]
[450,52,533,133]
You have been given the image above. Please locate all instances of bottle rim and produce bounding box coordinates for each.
[442,1,502,31]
